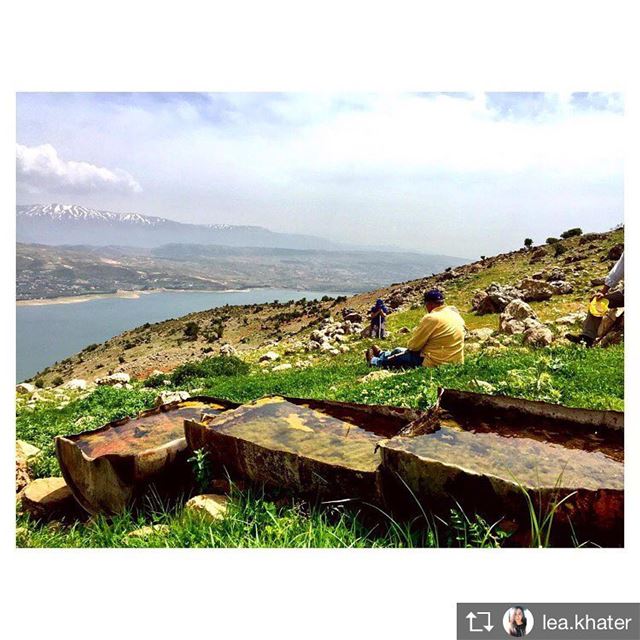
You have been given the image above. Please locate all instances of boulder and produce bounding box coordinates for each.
[259,351,280,362]
[16,383,36,395]
[272,363,293,372]
[398,326,411,334]
[579,232,606,245]
[154,390,190,406]
[529,247,547,262]
[16,459,30,494]
[518,278,554,302]
[549,280,574,295]
[63,378,88,391]
[95,372,131,386]
[590,277,606,287]
[16,440,42,461]
[545,268,567,281]
[341,308,363,323]
[608,243,624,261]
[20,477,76,520]
[387,293,404,309]
[219,344,238,357]
[472,283,524,314]
[499,300,540,335]
[523,324,554,348]
[185,494,229,522]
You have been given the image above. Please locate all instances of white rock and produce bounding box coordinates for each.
[272,363,293,372]
[95,372,131,386]
[16,383,36,395]
[219,344,238,357]
[259,351,280,362]
[155,390,191,406]
[16,440,41,461]
[63,378,87,391]
[185,494,229,522]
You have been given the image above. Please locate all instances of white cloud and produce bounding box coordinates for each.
[16,143,142,195]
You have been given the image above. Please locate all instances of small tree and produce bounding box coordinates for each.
[554,243,567,257]
[546,237,560,245]
[183,321,200,340]
[524,238,533,249]
[560,227,583,239]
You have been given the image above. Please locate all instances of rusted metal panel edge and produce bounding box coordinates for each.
[439,387,624,431]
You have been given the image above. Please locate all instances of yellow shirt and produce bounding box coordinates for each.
[406,305,466,367]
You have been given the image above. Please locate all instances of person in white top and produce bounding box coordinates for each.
[566,251,624,346]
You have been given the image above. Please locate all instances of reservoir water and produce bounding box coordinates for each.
[16,288,351,382]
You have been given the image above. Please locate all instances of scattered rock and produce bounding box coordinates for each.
[518,278,554,302]
[95,372,131,386]
[272,363,293,372]
[16,383,36,395]
[523,324,554,348]
[259,351,280,362]
[398,326,411,334]
[16,440,42,461]
[20,477,76,520]
[499,300,538,334]
[548,280,574,295]
[341,308,363,323]
[219,344,238,357]
[155,390,190,406]
[185,494,229,522]
[63,378,88,391]
[529,247,547,262]
[472,283,524,314]
[608,243,624,260]
[126,524,170,539]
[466,328,495,342]
[579,232,606,244]
[590,277,606,287]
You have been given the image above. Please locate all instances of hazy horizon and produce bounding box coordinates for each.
[17,92,623,257]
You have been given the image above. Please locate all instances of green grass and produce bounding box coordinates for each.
[16,485,508,549]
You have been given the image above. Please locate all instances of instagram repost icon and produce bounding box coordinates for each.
[503,607,534,636]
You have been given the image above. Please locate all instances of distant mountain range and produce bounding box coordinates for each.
[16,204,345,250]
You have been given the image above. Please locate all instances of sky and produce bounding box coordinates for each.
[16,92,623,258]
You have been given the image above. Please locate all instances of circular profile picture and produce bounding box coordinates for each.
[503,606,534,636]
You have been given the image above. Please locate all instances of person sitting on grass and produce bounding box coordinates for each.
[566,251,624,347]
[368,298,390,339]
[365,288,465,368]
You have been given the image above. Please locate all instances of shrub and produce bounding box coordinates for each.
[143,374,167,388]
[560,227,583,239]
[84,343,99,352]
[52,376,64,387]
[554,243,567,257]
[170,356,250,386]
[34,378,45,389]
[118,355,126,364]
[183,321,200,340]
[546,237,560,245]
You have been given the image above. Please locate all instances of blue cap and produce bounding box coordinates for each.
[424,288,445,303]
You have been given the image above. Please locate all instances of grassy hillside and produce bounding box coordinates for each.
[16,227,624,548]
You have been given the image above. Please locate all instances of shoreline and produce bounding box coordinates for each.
[16,287,256,307]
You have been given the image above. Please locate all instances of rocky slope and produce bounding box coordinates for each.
[28,227,624,388]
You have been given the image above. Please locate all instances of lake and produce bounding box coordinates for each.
[16,288,352,381]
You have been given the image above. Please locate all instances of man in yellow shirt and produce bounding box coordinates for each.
[365,289,465,368]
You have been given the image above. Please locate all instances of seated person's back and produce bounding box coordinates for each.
[407,300,466,366]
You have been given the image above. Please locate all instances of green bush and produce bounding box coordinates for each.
[52,375,64,387]
[546,237,560,245]
[170,356,250,386]
[560,227,583,239]
[143,374,167,388]
[554,243,567,257]
[183,321,200,340]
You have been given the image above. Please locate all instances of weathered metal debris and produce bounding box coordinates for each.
[56,397,238,514]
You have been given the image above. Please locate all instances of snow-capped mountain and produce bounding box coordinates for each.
[16,204,341,250]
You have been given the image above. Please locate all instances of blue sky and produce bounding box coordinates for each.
[16,92,623,257]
